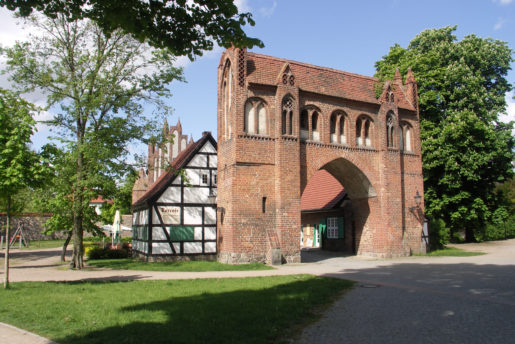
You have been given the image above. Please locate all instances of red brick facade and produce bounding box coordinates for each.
[217,48,425,264]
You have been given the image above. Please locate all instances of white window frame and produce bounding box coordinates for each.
[327,217,339,239]
[200,173,209,185]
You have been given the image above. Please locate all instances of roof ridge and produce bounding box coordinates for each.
[247,51,378,82]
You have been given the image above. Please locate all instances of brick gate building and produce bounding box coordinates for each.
[216,48,425,264]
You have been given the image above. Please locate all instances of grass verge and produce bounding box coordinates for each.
[416,246,485,257]
[0,275,353,344]
[86,258,274,271]
[17,239,66,250]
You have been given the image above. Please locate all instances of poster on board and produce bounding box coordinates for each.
[159,206,181,224]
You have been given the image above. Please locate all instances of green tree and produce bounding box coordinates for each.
[375,26,514,242]
[0,0,263,58]
[3,15,184,268]
[0,89,48,288]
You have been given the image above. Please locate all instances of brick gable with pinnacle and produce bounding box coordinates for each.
[217,48,425,264]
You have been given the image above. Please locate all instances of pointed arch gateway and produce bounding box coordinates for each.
[216,49,425,265]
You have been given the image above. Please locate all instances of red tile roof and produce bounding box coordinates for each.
[89,196,113,204]
[301,169,346,211]
[132,132,216,208]
[246,52,416,111]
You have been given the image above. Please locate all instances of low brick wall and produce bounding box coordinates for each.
[0,213,68,241]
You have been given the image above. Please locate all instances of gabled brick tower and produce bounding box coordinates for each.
[217,48,425,264]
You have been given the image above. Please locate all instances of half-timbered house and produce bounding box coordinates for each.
[131,132,218,260]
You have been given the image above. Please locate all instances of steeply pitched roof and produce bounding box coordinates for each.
[245,52,416,111]
[132,132,217,208]
[301,169,346,212]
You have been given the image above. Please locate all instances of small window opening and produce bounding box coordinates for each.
[262,197,267,213]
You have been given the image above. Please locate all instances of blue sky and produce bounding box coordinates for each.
[1,0,514,155]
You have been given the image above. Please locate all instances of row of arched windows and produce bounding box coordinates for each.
[241,97,413,151]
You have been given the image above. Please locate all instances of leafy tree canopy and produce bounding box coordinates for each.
[2,14,185,268]
[0,0,263,58]
[375,26,514,241]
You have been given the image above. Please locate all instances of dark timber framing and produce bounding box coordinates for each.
[132,132,218,259]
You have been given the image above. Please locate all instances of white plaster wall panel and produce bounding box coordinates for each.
[209,155,217,168]
[204,242,216,253]
[159,186,181,203]
[141,210,148,225]
[184,207,203,225]
[133,211,138,225]
[187,154,207,167]
[184,242,202,253]
[172,243,180,253]
[194,227,203,240]
[170,175,181,185]
[152,227,167,240]
[200,142,216,153]
[152,243,172,254]
[183,187,209,204]
[152,207,160,224]
[185,168,201,185]
[204,207,216,225]
[204,227,216,240]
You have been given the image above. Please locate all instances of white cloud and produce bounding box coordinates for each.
[499,92,515,135]
[494,17,506,30]
[492,0,513,5]
[259,1,277,17]
[234,0,251,12]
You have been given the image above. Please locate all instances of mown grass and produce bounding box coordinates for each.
[87,258,274,271]
[20,239,66,250]
[416,246,485,257]
[0,275,354,344]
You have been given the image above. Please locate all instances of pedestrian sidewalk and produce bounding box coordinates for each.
[0,322,58,344]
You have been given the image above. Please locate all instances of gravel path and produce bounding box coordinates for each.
[1,239,515,344]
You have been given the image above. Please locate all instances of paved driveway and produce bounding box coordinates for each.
[296,240,515,344]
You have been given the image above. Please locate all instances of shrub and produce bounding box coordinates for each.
[87,247,129,260]
[428,217,450,250]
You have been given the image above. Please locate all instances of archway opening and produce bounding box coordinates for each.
[300,158,376,255]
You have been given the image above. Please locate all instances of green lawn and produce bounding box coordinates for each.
[0,275,354,344]
[417,246,485,257]
[20,239,66,250]
[87,258,274,271]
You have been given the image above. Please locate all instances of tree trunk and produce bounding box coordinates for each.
[3,196,11,289]
[61,230,72,262]
[71,140,85,269]
[465,227,476,242]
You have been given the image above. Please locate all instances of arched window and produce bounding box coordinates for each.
[386,112,395,148]
[244,98,267,135]
[222,60,232,139]
[282,96,293,135]
[400,122,413,152]
[405,126,412,151]
[330,112,348,144]
[330,113,337,143]
[300,109,309,140]
[311,111,320,141]
[356,116,373,147]
[244,101,255,134]
[339,115,347,144]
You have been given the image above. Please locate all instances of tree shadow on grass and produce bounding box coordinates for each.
[54,277,353,344]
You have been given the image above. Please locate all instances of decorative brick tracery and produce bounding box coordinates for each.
[217,49,426,264]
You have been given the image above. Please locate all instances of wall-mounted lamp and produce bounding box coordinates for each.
[208,189,217,205]
[409,191,422,211]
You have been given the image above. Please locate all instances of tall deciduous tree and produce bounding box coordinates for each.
[3,15,184,268]
[375,26,514,242]
[0,0,263,58]
[0,89,47,288]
